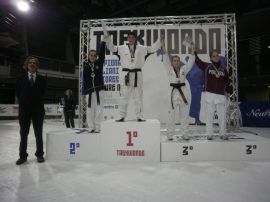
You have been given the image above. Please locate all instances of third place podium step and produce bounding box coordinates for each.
[161,133,270,162]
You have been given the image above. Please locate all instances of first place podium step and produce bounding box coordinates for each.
[101,119,160,162]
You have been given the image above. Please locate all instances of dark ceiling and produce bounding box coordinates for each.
[0,0,270,77]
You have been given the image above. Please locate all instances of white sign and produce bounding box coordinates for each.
[89,24,226,123]
[0,104,79,117]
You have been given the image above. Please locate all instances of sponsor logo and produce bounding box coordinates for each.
[246,109,270,117]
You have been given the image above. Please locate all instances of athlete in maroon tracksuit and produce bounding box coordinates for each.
[195,50,230,140]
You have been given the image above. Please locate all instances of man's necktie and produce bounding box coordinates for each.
[30,74,34,86]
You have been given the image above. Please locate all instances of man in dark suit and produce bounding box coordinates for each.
[15,56,46,165]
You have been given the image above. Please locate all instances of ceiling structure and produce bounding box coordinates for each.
[0,0,270,92]
[1,0,269,55]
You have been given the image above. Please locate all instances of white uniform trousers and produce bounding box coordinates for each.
[119,85,143,119]
[86,90,104,132]
[205,92,227,136]
[167,90,190,136]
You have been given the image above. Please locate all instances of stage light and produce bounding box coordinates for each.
[17,0,30,12]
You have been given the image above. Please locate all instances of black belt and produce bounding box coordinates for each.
[170,83,188,109]
[122,68,141,87]
[88,90,100,108]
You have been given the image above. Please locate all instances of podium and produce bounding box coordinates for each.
[46,122,270,162]
[46,129,101,161]
[101,119,160,162]
[161,133,270,161]
[46,119,161,162]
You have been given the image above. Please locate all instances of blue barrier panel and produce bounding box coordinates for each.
[239,102,270,127]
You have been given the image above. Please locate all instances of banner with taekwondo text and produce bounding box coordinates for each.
[89,24,225,123]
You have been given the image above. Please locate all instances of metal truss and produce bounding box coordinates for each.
[78,21,89,127]
[223,14,240,131]
[79,14,239,130]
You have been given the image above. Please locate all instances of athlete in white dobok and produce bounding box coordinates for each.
[104,31,162,121]
[160,41,195,141]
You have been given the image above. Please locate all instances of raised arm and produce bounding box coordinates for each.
[103,35,118,53]
[98,41,106,65]
[159,39,172,71]
[147,39,161,53]
[183,44,196,74]
[183,55,195,75]
[195,52,209,70]
[101,20,118,53]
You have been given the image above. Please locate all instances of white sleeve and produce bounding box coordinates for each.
[162,53,171,68]
[147,39,161,53]
[160,53,172,74]
[104,35,118,52]
[183,55,195,75]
